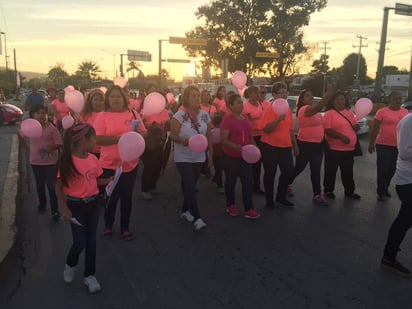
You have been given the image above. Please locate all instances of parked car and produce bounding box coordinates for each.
[402,100,412,112]
[0,102,23,125]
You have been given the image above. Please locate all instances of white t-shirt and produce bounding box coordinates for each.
[395,113,412,185]
[173,110,210,163]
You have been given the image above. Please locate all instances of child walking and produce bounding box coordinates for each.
[55,123,112,293]
[19,105,62,219]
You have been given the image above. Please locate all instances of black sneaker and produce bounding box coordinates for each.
[385,191,392,197]
[276,199,294,207]
[253,189,265,195]
[381,258,412,277]
[345,193,361,200]
[325,192,335,199]
[377,194,385,202]
[38,205,46,214]
[51,212,60,221]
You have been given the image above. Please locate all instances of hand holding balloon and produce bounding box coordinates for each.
[354,98,373,119]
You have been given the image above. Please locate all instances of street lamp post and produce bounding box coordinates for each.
[158,39,168,90]
[0,31,8,71]
[101,49,117,79]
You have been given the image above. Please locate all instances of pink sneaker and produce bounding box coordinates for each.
[287,185,294,197]
[244,209,261,219]
[313,194,328,205]
[226,204,240,217]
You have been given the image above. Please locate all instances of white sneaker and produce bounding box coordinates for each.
[180,211,194,222]
[63,264,75,283]
[142,192,153,200]
[84,275,101,293]
[193,218,207,231]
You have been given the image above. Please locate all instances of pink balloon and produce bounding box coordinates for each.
[242,144,261,164]
[64,85,75,92]
[166,92,175,103]
[118,132,146,162]
[355,98,373,119]
[62,115,74,129]
[113,76,127,88]
[20,119,42,138]
[231,71,247,89]
[272,98,289,115]
[188,134,208,153]
[143,92,166,116]
[211,128,221,144]
[65,90,85,113]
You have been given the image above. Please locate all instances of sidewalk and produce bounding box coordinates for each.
[0,132,19,263]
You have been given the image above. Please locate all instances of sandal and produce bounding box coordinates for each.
[121,231,133,241]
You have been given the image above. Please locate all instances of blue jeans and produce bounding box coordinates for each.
[222,153,253,211]
[175,162,203,220]
[376,144,398,195]
[383,184,412,260]
[102,166,138,232]
[290,140,323,196]
[66,200,99,277]
[261,142,294,206]
[31,164,59,214]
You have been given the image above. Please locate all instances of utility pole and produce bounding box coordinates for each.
[352,34,368,89]
[320,41,330,94]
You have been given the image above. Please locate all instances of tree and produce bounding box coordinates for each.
[311,54,329,74]
[75,60,101,88]
[47,63,69,88]
[126,61,142,78]
[184,0,327,79]
[338,53,373,87]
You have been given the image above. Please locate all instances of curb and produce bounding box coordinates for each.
[0,135,19,263]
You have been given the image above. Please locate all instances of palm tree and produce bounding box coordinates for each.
[126,61,142,78]
[76,60,101,82]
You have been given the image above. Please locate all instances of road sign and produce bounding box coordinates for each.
[169,36,207,46]
[395,3,412,16]
[255,52,279,58]
[162,59,191,63]
[127,49,151,61]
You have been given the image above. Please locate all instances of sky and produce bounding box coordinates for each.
[0,0,411,82]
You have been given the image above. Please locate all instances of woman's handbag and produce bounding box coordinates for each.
[336,110,363,156]
[353,137,363,156]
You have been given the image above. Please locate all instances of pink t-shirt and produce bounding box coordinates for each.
[80,112,102,153]
[94,110,147,172]
[62,154,103,198]
[51,99,71,125]
[27,123,62,165]
[242,101,268,136]
[129,98,141,112]
[323,109,357,151]
[375,106,408,146]
[220,114,252,158]
[297,105,324,143]
[260,108,294,148]
[200,104,218,118]
[143,109,170,132]
[214,98,227,114]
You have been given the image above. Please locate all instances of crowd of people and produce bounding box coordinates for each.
[18,81,412,293]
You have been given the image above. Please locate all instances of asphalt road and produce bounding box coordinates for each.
[1,133,412,309]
